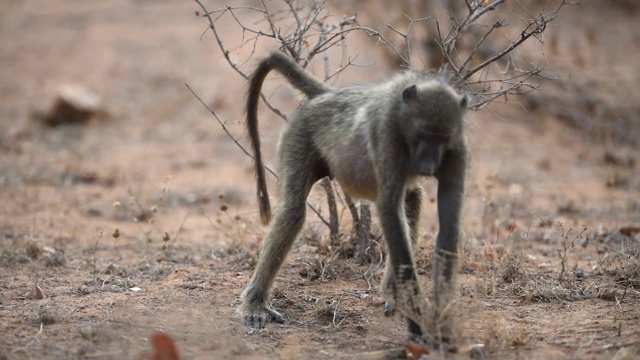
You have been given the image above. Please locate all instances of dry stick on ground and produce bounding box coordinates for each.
[557,224,572,283]
[363,238,385,289]
[92,226,105,273]
[557,224,587,282]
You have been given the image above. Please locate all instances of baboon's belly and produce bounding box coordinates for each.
[315,121,378,200]
[330,150,377,201]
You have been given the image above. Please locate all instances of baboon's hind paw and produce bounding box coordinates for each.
[245,313,268,329]
[268,308,285,324]
[243,307,284,329]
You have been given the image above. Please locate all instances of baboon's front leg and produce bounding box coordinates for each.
[382,186,425,316]
[432,149,466,344]
[377,185,426,339]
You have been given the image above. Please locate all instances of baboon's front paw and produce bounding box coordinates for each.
[242,304,284,329]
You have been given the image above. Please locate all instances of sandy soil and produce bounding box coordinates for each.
[1,1,639,359]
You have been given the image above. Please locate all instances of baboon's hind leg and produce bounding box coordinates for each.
[382,186,424,316]
[241,149,322,329]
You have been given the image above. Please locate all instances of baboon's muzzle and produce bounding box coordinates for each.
[411,139,445,176]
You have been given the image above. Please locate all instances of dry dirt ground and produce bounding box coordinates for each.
[1,1,639,359]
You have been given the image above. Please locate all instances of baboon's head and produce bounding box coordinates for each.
[400,82,468,176]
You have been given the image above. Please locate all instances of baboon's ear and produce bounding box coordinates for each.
[459,94,469,109]
[402,85,418,103]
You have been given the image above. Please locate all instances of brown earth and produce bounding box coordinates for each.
[1,1,639,359]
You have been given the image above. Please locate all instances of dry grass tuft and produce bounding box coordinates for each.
[31,306,58,325]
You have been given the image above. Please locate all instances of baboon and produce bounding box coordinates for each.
[240,51,468,342]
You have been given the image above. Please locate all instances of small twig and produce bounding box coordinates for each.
[185,83,255,164]
[557,224,572,283]
[194,0,287,121]
[435,19,460,75]
[460,19,505,71]
[363,239,384,290]
[186,82,330,227]
[285,0,303,58]
[458,14,552,82]
[171,210,191,244]
[384,15,431,70]
[332,293,346,328]
[614,286,627,309]
[465,0,505,31]
[93,227,104,273]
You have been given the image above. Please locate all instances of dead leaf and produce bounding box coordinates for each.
[405,342,430,358]
[619,226,640,237]
[597,288,618,301]
[42,246,56,254]
[483,244,495,262]
[150,332,180,360]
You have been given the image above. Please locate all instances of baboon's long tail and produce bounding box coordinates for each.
[245,52,328,225]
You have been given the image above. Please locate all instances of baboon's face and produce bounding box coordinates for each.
[401,84,467,176]
[408,133,449,176]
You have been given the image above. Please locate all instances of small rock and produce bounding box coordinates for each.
[39,84,102,126]
[26,285,45,300]
[468,343,485,359]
